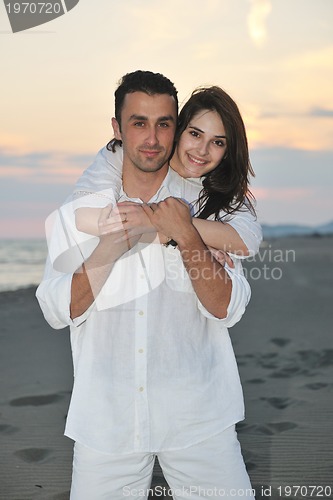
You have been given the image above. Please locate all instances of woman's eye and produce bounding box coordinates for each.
[214,140,226,148]
[189,130,200,138]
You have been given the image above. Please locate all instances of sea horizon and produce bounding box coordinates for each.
[1,220,333,293]
[0,238,48,292]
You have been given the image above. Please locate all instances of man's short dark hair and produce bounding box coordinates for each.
[107,70,178,152]
[114,70,178,128]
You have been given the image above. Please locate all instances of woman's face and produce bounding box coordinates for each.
[173,109,227,178]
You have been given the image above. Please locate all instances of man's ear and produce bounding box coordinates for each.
[112,118,122,140]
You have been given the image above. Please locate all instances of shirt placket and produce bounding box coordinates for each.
[133,255,150,452]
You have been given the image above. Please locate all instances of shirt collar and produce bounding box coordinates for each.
[118,166,184,204]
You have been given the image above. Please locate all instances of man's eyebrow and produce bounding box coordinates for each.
[158,115,175,122]
[128,114,175,122]
[189,125,226,139]
[129,114,148,121]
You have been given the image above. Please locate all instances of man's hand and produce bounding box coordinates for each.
[142,197,193,243]
[142,197,233,319]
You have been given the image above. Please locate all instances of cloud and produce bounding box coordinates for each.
[309,107,333,118]
[258,107,333,119]
[0,150,94,184]
[253,187,313,201]
[247,0,272,47]
[285,45,333,70]
[250,147,333,189]
[244,106,333,150]
[250,146,333,224]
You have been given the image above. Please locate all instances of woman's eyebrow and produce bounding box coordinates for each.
[188,125,226,138]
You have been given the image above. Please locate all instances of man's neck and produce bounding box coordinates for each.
[122,162,169,202]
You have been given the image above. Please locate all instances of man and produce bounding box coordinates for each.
[37,71,254,499]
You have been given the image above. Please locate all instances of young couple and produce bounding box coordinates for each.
[73,79,261,260]
[37,70,260,499]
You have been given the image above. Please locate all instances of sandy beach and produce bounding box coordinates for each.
[0,236,332,500]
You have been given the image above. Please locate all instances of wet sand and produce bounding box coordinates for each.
[0,237,332,499]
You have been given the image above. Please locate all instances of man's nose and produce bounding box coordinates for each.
[145,126,159,146]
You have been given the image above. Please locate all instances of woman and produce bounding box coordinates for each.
[73,86,262,257]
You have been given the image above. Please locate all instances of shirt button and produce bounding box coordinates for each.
[139,387,144,392]
[138,311,144,316]
[138,349,144,353]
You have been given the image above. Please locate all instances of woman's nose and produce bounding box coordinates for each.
[197,140,209,156]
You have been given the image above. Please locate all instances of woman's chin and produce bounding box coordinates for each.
[171,161,205,179]
[183,166,203,178]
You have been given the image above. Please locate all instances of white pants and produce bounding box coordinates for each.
[70,425,255,499]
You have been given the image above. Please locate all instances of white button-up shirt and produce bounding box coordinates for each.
[36,168,251,455]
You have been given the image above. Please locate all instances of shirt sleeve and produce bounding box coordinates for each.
[72,145,123,209]
[197,259,251,328]
[36,268,95,330]
[223,206,263,258]
[36,202,99,330]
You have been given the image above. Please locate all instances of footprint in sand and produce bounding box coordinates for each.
[260,397,293,409]
[52,492,71,500]
[269,366,302,378]
[10,394,63,407]
[252,422,298,435]
[321,349,333,367]
[236,354,255,367]
[258,353,279,370]
[271,338,291,347]
[0,424,19,434]
[236,421,249,432]
[298,349,333,369]
[15,448,52,463]
[244,460,257,471]
[247,378,265,384]
[304,382,328,390]
[241,449,258,471]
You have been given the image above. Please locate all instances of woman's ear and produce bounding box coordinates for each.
[111,117,122,140]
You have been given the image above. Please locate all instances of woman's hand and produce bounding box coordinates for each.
[207,246,235,268]
[98,201,156,241]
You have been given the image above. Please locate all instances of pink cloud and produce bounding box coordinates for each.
[252,187,313,201]
[0,218,45,239]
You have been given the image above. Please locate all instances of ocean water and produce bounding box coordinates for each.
[0,239,48,292]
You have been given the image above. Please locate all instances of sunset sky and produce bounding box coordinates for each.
[1,0,332,238]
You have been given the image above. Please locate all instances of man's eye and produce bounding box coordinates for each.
[159,122,169,128]
[134,122,145,127]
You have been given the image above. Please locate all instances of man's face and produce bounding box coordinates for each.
[112,91,177,173]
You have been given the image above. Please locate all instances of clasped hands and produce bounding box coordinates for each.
[97,197,233,267]
[97,197,191,242]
